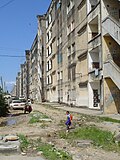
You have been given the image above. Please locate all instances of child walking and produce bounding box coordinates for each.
[65,111,72,132]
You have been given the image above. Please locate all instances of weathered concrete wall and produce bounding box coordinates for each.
[104,79,120,114]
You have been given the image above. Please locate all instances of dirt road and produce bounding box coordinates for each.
[0,103,120,160]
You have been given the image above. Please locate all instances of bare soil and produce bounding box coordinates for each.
[0,103,120,160]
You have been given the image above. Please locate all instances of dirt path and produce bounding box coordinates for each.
[0,103,120,160]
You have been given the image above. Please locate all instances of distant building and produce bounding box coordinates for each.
[11,84,16,97]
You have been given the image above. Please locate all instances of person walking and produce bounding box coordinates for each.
[65,111,72,132]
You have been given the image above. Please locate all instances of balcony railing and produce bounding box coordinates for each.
[88,2,100,23]
[89,69,101,82]
[88,34,101,50]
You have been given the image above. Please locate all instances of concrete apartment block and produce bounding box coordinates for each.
[15,0,120,114]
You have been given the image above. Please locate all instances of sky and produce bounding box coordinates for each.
[0,0,51,92]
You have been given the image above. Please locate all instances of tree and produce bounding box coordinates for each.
[0,92,9,117]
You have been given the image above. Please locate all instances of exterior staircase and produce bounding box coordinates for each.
[104,59,120,89]
[102,15,120,45]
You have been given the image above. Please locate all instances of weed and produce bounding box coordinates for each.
[18,134,30,151]
[19,135,72,160]
[99,117,120,123]
[29,111,49,124]
[59,125,120,152]
[37,142,72,160]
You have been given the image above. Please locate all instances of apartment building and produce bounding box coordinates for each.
[44,0,89,106]
[45,1,58,102]
[22,62,27,98]
[15,0,120,114]
[16,72,21,98]
[37,15,47,102]
[20,64,24,97]
[42,0,120,113]
[30,35,39,101]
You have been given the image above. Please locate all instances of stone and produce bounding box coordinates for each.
[37,151,43,156]
[3,135,19,142]
[76,140,93,148]
[73,154,83,160]
[21,152,27,156]
[0,140,20,154]
[39,119,52,122]
[114,133,120,143]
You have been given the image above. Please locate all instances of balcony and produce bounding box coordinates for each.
[88,2,100,23]
[89,69,101,82]
[88,34,101,51]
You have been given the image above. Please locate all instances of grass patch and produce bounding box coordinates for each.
[18,134,30,151]
[37,141,72,160]
[18,136,72,160]
[78,113,120,124]
[29,111,49,124]
[99,117,120,123]
[59,125,120,152]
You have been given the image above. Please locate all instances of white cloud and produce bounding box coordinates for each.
[6,81,16,85]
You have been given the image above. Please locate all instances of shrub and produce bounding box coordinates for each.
[0,94,9,117]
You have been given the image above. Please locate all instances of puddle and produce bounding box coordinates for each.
[0,119,16,127]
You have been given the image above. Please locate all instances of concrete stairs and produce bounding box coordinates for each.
[102,15,120,45]
[104,59,120,89]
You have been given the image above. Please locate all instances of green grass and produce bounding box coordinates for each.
[18,134,30,151]
[59,125,120,152]
[99,117,120,123]
[29,111,49,124]
[37,142,72,160]
[18,135,72,160]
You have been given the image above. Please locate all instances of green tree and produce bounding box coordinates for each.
[0,92,9,117]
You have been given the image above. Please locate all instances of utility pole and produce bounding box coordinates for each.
[0,76,3,91]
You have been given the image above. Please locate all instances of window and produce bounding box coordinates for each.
[49,75,52,84]
[68,68,71,80]
[59,35,62,44]
[47,76,49,84]
[68,66,76,81]
[57,53,62,63]
[47,60,52,71]
[60,71,63,80]
[67,2,70,14]
[68,46,71,56]
[49,44,52,55]
[57,0,61,9]
[71,43,75,53]
[67,0,74,14]
[57,71,60,80]
[49,30,52,40]
[67,25,71,35]
[46,62,49,71]
[92,62,99,69]
[70,0,74,9]
[49,60,52,70]
[46,33,49,43]
[46,19,48,28]
[72,66,76,81]
[46,48,49,57]
[71,21,75,31]
[49,13,52,24]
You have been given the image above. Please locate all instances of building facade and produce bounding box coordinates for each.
[15,0,120,114]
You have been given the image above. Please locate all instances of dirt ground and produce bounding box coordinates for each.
[0,103,120,160]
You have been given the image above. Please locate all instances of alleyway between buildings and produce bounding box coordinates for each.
[0,103,120,160]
